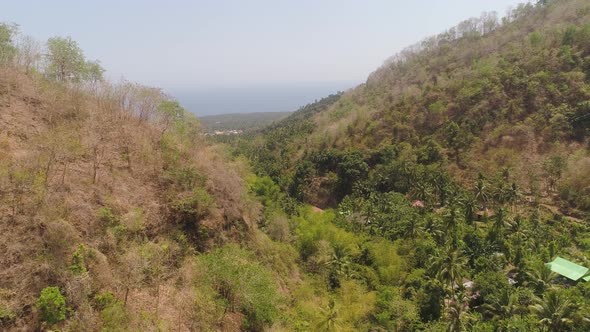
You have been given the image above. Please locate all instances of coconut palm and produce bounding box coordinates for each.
[460,194,477,225]
[314,299,342,332]
[422,216,445,243]
[474,173,489,207]
[532,291,578,332]
[482,288,524,321]
[505,182,521,212]
[525,265,557,295]
[445,293,473,332]
[432,246,468,296]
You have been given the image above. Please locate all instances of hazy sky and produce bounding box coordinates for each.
[2,0,526,114]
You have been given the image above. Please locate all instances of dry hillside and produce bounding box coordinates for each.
[0,66,261,330]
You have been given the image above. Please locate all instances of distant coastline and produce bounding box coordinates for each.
[172,81,357,116]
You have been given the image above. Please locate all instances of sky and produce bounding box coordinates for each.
[2,0,525,115]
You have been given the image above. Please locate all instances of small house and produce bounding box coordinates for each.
[546,256,590,282]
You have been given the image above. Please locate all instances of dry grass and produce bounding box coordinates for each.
[0,67,258,330]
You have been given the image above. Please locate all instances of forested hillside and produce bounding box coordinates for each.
[225,0,590,330]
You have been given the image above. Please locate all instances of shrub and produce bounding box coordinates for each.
[93,291,128,329]
[92,291,118,311]
[97,207,117,226]
[169,187,214,223]
[69,244,87,274]
[36,287,66,324]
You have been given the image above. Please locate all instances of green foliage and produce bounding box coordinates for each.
[0,22,17,65]
[93,291,118,311]
[36,287,66,324]
[68,244,87,274]
[250,175,283,207]
[168,187,213,222]
[0,288,16,327]
[93,291,129,330]
[97,207,118,226]
[198,245,281,330]
[45,36,104,83]
[532,290,579,332]
[157,100,186,133]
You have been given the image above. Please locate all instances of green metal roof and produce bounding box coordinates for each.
[546,257,589,281]
[584,275,590,282]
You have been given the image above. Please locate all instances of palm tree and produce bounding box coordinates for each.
[314,299,342,332]
[505,182,521,212]
[474,173,489,208]
[443,207,462,248]
[525,265,557,295]
[482,288,524,321]
[532,291,578,332]
[460,194,477,225]
[488,207,507,247]
[422,216,444,244]
[432,246,468,296]
[445,293,473,332]
[327,246,353,279]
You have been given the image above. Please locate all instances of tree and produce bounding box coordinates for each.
[45,36,104,83]
[0,22,17,65]
[314,299,342,332]
[474,173,489,208]
[36,287,67,324]
[432,246,468,296]
[336,151,368,199]
[532,291,578,332]
[542,156,566,192]
[156,100,186,139]
[15,34,41,74]
[445,293,473,332]
[525,265,556,295]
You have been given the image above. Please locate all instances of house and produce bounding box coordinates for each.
[412,200,425,208]
[546,256,590,282]
[476,208,495,220]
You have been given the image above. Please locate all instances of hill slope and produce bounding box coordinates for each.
[245,0,590,213]
[226,1,590,330]
[0,65,267,329]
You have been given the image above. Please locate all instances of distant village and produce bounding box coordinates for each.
[205,129,244,136]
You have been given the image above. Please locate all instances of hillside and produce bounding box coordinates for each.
[0,34,281,330]
[227,0,590,330]
[200,112,292,134]
[245,0,590,214]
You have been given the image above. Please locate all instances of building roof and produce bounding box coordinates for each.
[412,200,425,208]
[546,257,589,281]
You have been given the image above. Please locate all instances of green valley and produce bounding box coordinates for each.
[1,0,590,331]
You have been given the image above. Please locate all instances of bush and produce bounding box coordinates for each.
[97,207,118,226]
[93,291,128,329]
[69,244,87,274]
[169,187,214,222]
[36,287,66,324]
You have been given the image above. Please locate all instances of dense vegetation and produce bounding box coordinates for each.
[223,0,590,330]
[2,0,590,331]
